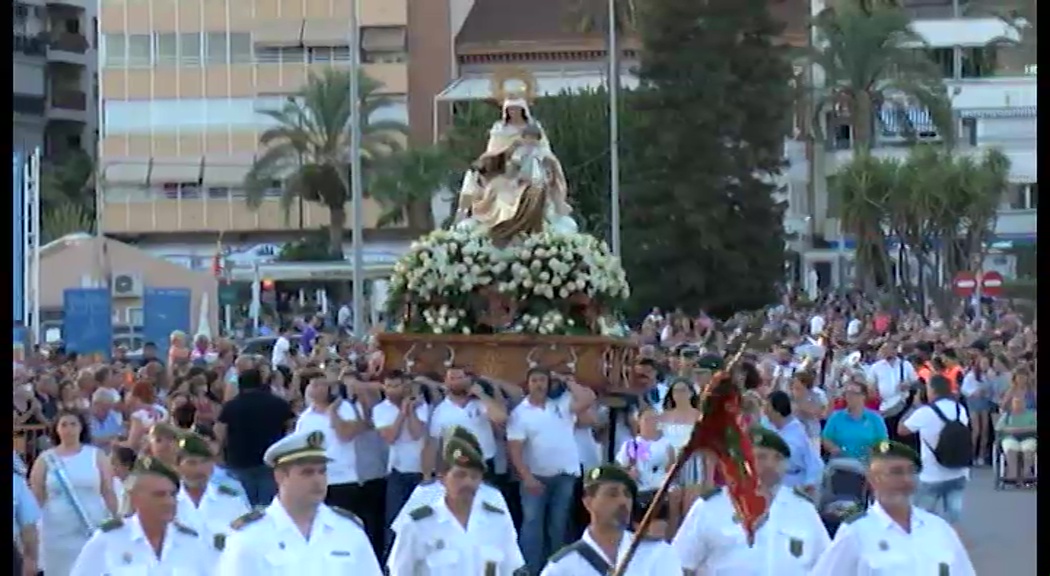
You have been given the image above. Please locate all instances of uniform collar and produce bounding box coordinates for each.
[581,528,632,566]
[869,500,928,532]
[179,481,216,503]
[265,498,338,540]
[127,514,178,558]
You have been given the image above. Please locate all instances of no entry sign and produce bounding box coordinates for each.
[952,271,1005,297]
[980,271,1004,297]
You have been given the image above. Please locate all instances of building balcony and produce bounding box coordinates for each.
[99,188,394,235]
[44,0,89,9]
[14,94,47,117]
[47,89,89,123]
[13,33,47,58]
[47,32,91,65]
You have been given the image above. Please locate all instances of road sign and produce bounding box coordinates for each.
[981,271,1004,297]
[953,272,977,297]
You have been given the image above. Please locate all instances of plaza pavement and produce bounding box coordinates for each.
[962,467,1037,575]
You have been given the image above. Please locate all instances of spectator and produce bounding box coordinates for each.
[13,461,42,576]
[125,380,169,449]
[298,315,321,355]
[961,354,995,466]
[822,380,888,463]
[215,368,296,506]
[271,325,294,371]
[658,377,707,535]
[788,371,828,452]
[145,422,183,468]
[994,395,1037,484]
[900,374,971,531]
[57,380,88,412]
[1002,367,1036,410]
[86,388,124,449]
[110,445,138,515]
[763,390,823,492]
[868,343,919,445]
[615,409,675,537]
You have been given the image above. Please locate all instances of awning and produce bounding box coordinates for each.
[253,20,304,46]
[361,27,406,52]
[436,71,641,102]
[149,160,202,184]
[302,20,350,46]
[102,160,150,185]
[909,17,1021,47]
[958,106,1037,119]
[203,159,253,186]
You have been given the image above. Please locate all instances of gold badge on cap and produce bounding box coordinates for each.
[878,441,891,453]
[306,431,324,448]
[590,468,601,481]
[752,434,763,445]
[140,457,152,468]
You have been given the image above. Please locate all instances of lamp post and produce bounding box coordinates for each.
[607,0,622,258]
[349,0,366,338]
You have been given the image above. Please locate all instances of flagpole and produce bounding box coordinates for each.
[607,0,622,258]
[29,147,41,345]
[349,0,366,339]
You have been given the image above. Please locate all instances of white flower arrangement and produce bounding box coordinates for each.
[387,229,631,335]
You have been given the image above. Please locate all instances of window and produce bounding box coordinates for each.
[925,48,953,78]
[126,34,151,67]
[104,98,271,134]
[179,32,201,65]
[155,33,177,65]
[961,47,998,78]
[230,33,252,63]
[205,32,227,64]
[103,100,153,134]
[369,96,408,125]
[280,47,305,63]
[126,307,144,326]
[207,186,230,199]
[255,47,281,63]
[1002,183,1038,210]
[361,26,407,64]
[102,33,126,66]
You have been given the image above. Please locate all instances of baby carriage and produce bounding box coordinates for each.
[817,458,870,538]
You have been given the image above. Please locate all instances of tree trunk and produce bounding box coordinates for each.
[405,199,435,233]
[328,205,347,258]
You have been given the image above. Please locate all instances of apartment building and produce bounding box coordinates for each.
[96,0,454,274]
[785,0,1038,285]
[13,0,97,158]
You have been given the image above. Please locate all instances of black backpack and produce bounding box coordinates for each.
[925,401,973,469]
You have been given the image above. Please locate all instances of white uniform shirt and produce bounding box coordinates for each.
[539,528,682,575]
[672,485,830,576]
[69,514,213,576]
[294,402,361,484]
[372,399,429,474]
[387,495,525,576]
[901,399,971,483]
[506,395,581,477]
[867,359,918,414]
[809,502,976,576]
[175,482,252,561]
[391,480,511,534]
[216,499,382,576]
[428,398,499,461]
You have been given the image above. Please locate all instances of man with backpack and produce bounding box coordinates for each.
[897,374,972,534]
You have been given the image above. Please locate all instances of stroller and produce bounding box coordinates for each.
[817,458,870,538]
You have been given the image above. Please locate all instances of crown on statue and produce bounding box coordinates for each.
[490,67,537,105]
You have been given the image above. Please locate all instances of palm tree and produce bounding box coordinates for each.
[42,204,94,243]
[367,145,454,229]
[40,149,95,213]
[243,69,408,257]
[564,0,638,34]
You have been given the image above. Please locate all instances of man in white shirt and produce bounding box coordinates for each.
[899,374,971,532]
[809,312,826,337]
[867,343,919,443]
[270,326,293,370]
[373,370,429,555]
[506,369,595,575]
[422,367,508,481]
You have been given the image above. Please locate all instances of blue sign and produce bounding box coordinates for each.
[143,288,192,360]
[63,288,113,359]
[13,153,23,323]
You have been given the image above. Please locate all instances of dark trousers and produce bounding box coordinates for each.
[229,465,277,507]
[384,470,423,557]
[567,474,588,542]
[327,479,387,558]
[485,458,524,531]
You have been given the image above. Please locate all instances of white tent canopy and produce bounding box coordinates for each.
[435,70,640,102]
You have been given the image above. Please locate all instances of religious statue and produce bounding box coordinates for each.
[454,72,579,243]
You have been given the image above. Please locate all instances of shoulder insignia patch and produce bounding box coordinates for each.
[216,484,240,497]
[231,509,266,530]
[699,486,723,501]
[482,501,505,515]
[99,518,124,532]
[409,505,434,521]
[792,486,816,505]
[331,506,365,528]
[548,541,585,563]
[173,521,199,536]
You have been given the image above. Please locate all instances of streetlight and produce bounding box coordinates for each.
[607,0,622,258]
[349,0,365,338]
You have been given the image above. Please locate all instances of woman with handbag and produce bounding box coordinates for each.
[29,410,119,575]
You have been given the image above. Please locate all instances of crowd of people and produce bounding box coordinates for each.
[10,290,1036,575]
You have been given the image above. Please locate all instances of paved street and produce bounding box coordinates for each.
[961,468,1037,575]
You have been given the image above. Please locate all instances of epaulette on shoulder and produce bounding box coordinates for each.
[548,541,585,563]
[99,518,124,533]
[792,486,817,505]
[231,509,266,530]
[216,484,241,497]
[699,486,723,501]
[482,501,506,515]
[173,521,199,536]
[408,505,434,521]
[331,506,364,528]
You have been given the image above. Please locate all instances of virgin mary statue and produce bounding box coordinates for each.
[453,93,578,242]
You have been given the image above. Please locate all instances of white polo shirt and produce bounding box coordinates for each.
[902,399,971,483]
[506,395,581,477]
[294,401,360,485]
[372,399,429,474]
[867,358,919,413]
[428,397,498,461]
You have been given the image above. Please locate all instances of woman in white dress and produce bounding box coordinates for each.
[29,410,119,575]
[657,378,715,537]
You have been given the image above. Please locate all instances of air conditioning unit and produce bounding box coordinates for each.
[111,273,143,298]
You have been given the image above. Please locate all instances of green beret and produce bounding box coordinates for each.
[446,425,483,455]
[133,457,180,487]
[696,354,724,371]
[177,433,214,459]
[149,422,183,440]
[584,465,638,497]
[444,437,486,472]
[870,440,922,471]
[749,426,791,458]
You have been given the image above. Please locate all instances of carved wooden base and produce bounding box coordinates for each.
[375,333,638,393]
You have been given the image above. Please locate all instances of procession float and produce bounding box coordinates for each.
[377,70,637,392]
